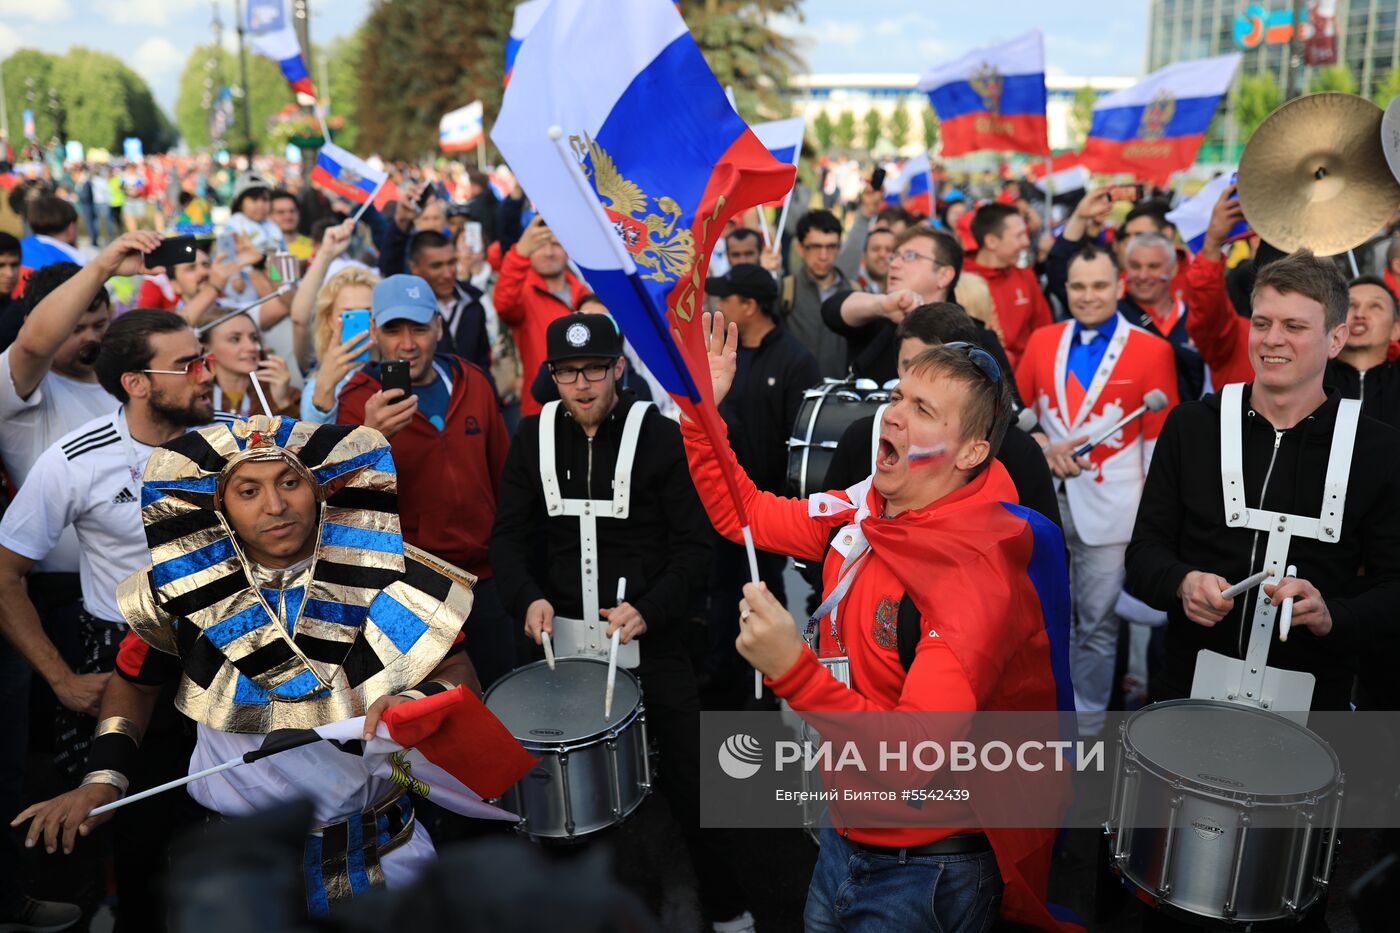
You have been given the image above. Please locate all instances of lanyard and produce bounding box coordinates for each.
[805,535,870,655]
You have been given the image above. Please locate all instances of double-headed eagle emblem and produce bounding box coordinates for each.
[970,62,1005,116]
[571,133,697,284]
[1138,89,1176,141]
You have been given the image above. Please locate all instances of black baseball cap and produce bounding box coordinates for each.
[545,313,623,364]
[706,263,778,302]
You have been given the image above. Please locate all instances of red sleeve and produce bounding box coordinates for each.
[480,373,510,497]
[492,248,532,325]
[770,634,977,714]
[136,278,174,309]
[679,412,829,562]
[116,630,180,685]
[1014,328,1043,410]
[1184,254,1252,384]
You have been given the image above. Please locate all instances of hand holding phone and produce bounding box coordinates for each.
[1109,184,1145,203]
[144,235,197,268]
[380,359,413,401]
[340,309,372,364]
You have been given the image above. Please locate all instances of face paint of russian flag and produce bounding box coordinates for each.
[250,27,316,100]
[918,29,1049,158]
[492,0,794,401]
[503,0,550,86]
[1080,53,1241,185]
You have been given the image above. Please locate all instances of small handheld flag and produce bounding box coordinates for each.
[250,27,317,100]
[440,101,486,153]
[311,142,400,216]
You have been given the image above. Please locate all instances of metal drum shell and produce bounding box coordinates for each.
[484,658,651,841]
[787,381,888,499]
[1106,699,1343,922]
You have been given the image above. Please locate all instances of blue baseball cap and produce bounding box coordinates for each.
[372,274,437,326]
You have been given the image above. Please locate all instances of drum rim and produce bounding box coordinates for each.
[1120,698,1342,803]
[483,657,646,749]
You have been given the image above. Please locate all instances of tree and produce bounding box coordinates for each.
[813,109,834,152]
[1069,85,1096,148]
[886,106,910,151]
[1373,66,1400,107]
[686,0,805,123]
[861,109,882,152]
[320,29,366,152]
[1308,64,1357,95]
[834,111,856,150]
[1235,74,1281,144]
[51,48,173,152]
[1,50,61,145]
[175,44,300,153]
[921,105,939,152]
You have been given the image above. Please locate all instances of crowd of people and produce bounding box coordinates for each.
[0,133,1399,933]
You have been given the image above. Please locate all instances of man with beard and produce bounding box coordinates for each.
[0,309,216,930]
[489,314,736,926]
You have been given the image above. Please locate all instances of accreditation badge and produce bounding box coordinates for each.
[820,655,852,687]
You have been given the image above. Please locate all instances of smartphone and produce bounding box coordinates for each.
[465,221,483,254]
[215,232,236,263]
[380,360,412,400]
[340,309,371,364]
[144,235,197,268]
[870,167,887,192]
[1109,184,1145,203]
[412,181,432,211]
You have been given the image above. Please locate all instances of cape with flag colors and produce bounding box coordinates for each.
[1079,53,1241,184]
[311,142,400,211]
[918,30,1049,158]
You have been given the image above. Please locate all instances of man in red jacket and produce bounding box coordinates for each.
[492,216,590,417]
[689,314,1075,931]
[1183,185,1254,386]
[963,203,1052,368]
[338,274,514,687]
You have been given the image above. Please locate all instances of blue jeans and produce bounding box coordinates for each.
[804,828,1004,932]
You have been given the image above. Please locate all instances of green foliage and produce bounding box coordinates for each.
[322,30,365,152]
[1235,74,1282,144]
[921,105,939,152]
[1069,85,1096,148]
[1308,64,1357,95]
[686,0,805,124]
[1373,67,1400,108]
[861,109,882,151]
[1,47,171,152]
[812,110,834,151]
[885,106,910,151]
[834,111,856,150]
[175,44,298,153]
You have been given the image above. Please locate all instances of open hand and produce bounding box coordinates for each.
[702,311,738,407]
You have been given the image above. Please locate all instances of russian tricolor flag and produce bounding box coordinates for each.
[250,26,316,100]
[440,101,485,152]
[918,30,1049,158]
[894,152,933,215]
[504,0,549,86]
[311,142,399,211]
[492,0,794,405]
[1080,54,1241,184]
[1167,171,1251,253]
[751,116,805,168]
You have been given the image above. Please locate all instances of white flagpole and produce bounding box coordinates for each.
[349,178,385,224]
[89,756,246,817]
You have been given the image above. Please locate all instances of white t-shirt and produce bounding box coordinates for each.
[0,409,153,622]
[0,349,118,572]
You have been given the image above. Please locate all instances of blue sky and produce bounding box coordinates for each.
[0,0,1150,115]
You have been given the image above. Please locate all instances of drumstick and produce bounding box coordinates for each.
[1221,570,1271,601]
[1279,564,1297,642]
[605,577,626,720]
[541,629,555,671]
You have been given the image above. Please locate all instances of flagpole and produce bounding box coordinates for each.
[89,756,246,817]
[349,179,384,224]
[757,206,774,251]
[546,126,767,696]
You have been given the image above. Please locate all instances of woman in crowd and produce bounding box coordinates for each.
[195,305,300,417]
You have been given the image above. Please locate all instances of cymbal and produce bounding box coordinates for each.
[1238,92,1400,256]
[1382,94,1400,185]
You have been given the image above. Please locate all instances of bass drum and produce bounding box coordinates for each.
[787,380,890,499]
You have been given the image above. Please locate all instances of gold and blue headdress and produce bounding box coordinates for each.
[117,416,473,733]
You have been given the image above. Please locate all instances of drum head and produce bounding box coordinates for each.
[483,657,642,744]
[1125,700,1338,798]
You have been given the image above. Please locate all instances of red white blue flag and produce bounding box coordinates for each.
[918,30,1049,158]
[440,101,485,153]
[250,27,317,100]
[1079,54,1241,184]
[504,0,550,86]
[311,142,399,211]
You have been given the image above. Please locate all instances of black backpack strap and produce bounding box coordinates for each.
[897,592,920,672]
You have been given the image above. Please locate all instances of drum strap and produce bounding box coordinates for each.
[538,399,652,631]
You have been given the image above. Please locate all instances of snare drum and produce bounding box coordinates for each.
[483,657,652,841]
[787,380,889,499]
[1105,699,1343,922]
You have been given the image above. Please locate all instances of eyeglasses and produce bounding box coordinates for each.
[550,361,613,384]
[943,341,1003,427]
[894,249,940,266]
[142,353,217,383]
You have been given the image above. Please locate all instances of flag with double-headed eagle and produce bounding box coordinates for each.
[917,30,1049,158]
[1079,54,1241,184]
[311,142,400,212]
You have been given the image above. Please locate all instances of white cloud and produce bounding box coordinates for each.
[874,14,921,39]
[102,0,195,27]
[131,36,184,84]
[0,23,23,57]
[809,19,866,46]
[916,38,950,61]
[0,0,72,23]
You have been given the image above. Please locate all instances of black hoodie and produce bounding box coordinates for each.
[1126,384,1400,709]
[1326,357,1400,431]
